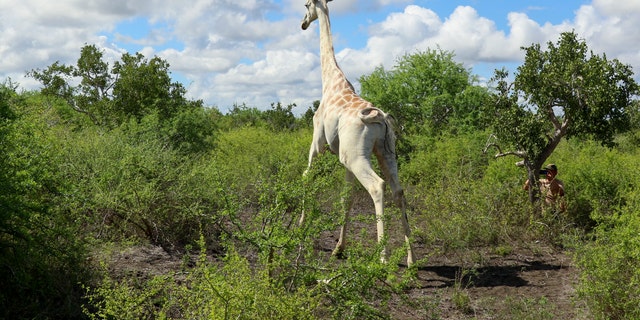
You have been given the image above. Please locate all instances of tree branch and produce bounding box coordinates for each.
[483,134,527,159]
[67,98,100,125]
[545,98,562,131]
[493,149,527,159]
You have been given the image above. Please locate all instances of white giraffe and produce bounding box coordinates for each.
[300,0,415,266]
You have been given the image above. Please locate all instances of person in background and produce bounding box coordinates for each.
[523,163,566,212]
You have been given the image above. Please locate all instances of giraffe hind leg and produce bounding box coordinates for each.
[376,152,415,266]
[347,158,388,263]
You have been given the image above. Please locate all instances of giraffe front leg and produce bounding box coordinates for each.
[333,170,355,259]
[300,137,327,226]
[332,225,348,259]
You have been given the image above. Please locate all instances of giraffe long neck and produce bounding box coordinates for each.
[316,3,352,95]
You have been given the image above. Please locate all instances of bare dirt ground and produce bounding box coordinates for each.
[110,236,585,319]
[392,244,583,319]
[107,189,586,319]
[313,220,585,319]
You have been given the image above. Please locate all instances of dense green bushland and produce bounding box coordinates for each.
[4,86,639,318]
[572,140,640,319]
[1,87,91,318]
[2,38,640,318]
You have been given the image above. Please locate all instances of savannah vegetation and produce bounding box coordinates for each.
[2,31,640,319]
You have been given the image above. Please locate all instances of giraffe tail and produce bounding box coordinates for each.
[360,107,397,155]
[382,113,398,155]
[358,107,385,124]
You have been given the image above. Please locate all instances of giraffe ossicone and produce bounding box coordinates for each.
[300,0,415,266]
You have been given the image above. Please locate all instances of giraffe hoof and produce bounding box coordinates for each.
[407,252,416,267]
[407,257,414,267]
[332,248,346,259]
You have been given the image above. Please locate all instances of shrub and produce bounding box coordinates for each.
[0,89,90,319]
[401,132,490,186]
[83,124,422,319]
[60,114,220,248]
[84,248,320,320]
[555,140,636,228]
[167,106,218,154]
[576,206,640,319]
[405,132,532,249]
[575,159,640,319]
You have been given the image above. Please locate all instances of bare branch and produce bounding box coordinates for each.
[493,150,527,159]
[484,142,526,159]
[483,142,502,155]
[482,133,527,158]
[67,99,99,125]
[483,134,500,154]
[317,273,344,285]
[483,134,527,159]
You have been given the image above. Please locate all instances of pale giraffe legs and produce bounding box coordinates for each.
[299,128,327,226]
[332,170,355,258]
[340,158,388,263]
[377,152,415,266]
[331,157,415,266]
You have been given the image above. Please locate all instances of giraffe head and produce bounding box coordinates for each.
[301,0,331,30]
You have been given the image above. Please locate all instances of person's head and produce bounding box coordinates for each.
[544,164,558,179]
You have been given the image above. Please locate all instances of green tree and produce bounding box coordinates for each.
[221,103,266,129]
[360,48,491,137]
[0,81,20,241]
[74,44,114,125]
[301,100,320,128]
[29,44,113,126]
[30,44,196,127]
[112,52,190,123]
[168,106,220,154]
[486,31,639,203]
[262,102,296,131]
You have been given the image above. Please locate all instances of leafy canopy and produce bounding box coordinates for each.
[29,44,200,127]
[487,31,638,202]
[491,31,638,162]
[360,48,491,137]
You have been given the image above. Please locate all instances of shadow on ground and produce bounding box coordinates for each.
[418,260,567,289]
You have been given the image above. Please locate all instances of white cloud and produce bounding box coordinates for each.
[179,44,321,110]
[0,0,137,72]
[330,0,411,14]
[574,1,640,68]
[332,5,442,81]
[592,0,640,17]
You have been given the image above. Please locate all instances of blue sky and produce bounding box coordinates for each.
[1,0,639,113]
[108,1,584,63]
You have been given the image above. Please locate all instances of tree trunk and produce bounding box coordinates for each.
[525,165,540,204]
[524,158,547,205]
